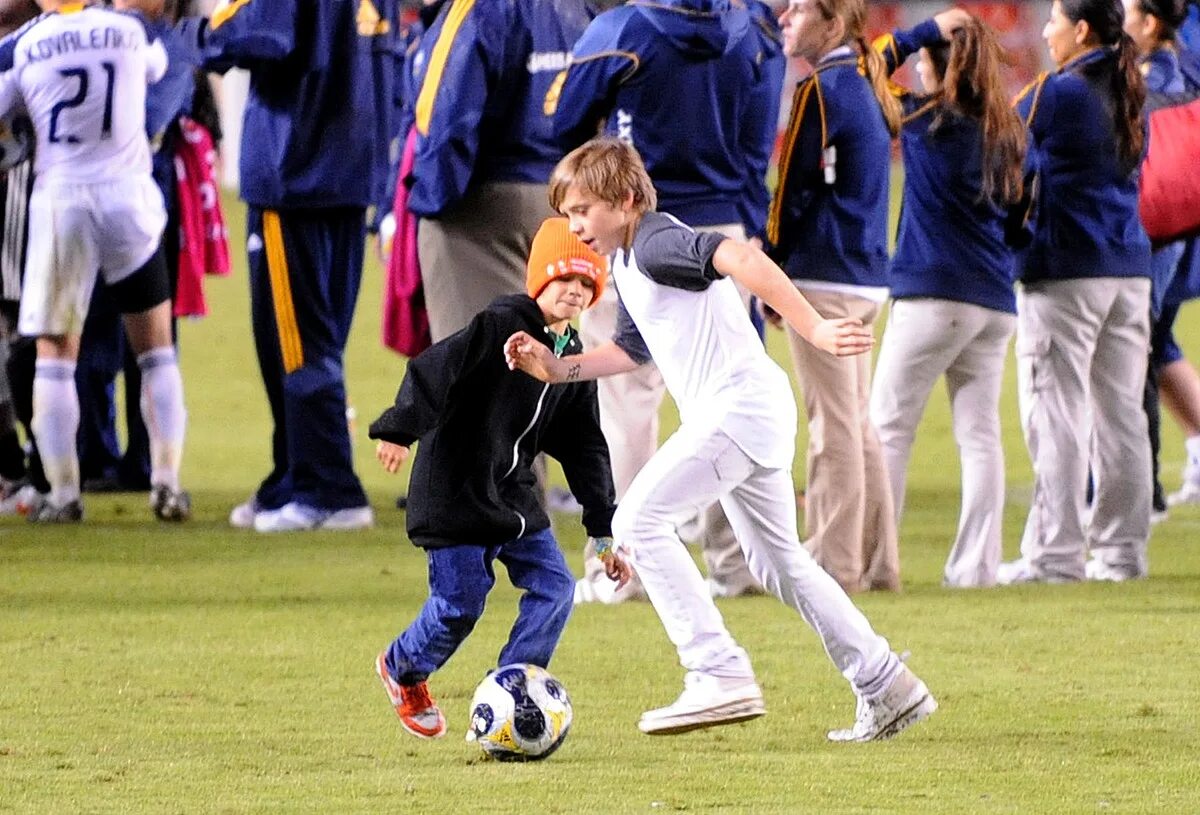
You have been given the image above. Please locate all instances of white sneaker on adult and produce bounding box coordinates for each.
[996,558,1076,586]
[1166,478,1200,507]
[229,498,261,529]
[827,665,937,743]
[637,672,765,735]
[254,502,374,532]
[1083,558,1143,582]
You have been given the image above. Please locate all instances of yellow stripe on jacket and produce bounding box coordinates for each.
[414,0,479,137]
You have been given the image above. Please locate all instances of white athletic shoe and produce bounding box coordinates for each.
[253,502,374,532]
[1083,558,1143,582]
[827,665,937,743]
[1166,478,1200,507]
[638,671,765,735]
[996,558,1076,586]
[229,498,262,529]
[573,571,648,605]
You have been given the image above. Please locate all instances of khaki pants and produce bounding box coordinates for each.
[785,288,899,593]
[418,181,553,342]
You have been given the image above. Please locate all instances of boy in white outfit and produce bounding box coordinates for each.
[505,138,936,740]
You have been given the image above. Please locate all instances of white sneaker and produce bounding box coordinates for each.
[827,665,937,743]
[1083,558,1143,582]
[1150,509,1169,525]
[708,577,766,599]
[1166,479,1200,507]
[996,558,1076,586]
[572,574,648,605]
[638,671,765,735]
[253,502,374,532]
[229,498,262,529]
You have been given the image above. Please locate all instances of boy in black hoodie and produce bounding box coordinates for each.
[369,217,629,740]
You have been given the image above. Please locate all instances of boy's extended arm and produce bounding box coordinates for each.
[504,335,641,383]
[369,314,493,446]
[711,239,875,357]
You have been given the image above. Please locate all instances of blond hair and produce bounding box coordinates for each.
[548,138,658,214]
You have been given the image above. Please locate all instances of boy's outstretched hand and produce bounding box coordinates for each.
[505,331,559,382]
[376,440,410,473]
[808,317,875,357]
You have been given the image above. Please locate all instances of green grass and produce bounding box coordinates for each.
[2,195,1199,813]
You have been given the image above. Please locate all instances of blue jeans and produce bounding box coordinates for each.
[385,527,575,686]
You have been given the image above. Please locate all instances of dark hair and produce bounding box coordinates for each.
[1059,0,1147,171]
[925,18,1027,205]
[1138,0,1189,40]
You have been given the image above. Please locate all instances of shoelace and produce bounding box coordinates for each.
[402,683,434,713]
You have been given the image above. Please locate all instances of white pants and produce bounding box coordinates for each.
[1016,277,1152,579]
[614,422,900,698]
[870,299,1015,587]
[18,175,166,337]
[579,222,756,591]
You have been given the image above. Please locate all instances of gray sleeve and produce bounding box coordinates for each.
[632,213,726,291]
[612,296,653,365]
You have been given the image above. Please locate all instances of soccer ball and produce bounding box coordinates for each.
[0,116,32,171]
[466,664,572,762]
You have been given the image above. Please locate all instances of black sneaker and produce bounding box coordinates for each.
[151,485,192,522]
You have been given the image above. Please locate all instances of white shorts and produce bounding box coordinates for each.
[17,175,166,337]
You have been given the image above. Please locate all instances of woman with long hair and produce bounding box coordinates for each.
[767,0,901,595]
[869,10,1029,588]
[999,0,1153,584]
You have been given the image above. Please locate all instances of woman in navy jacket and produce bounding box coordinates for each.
[868,10,1028,588]
[999,0,1153,585]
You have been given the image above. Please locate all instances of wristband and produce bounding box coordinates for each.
[591,536,614,558]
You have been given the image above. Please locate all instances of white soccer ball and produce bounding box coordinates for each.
[466,664,573,762]
[0,116,32,171]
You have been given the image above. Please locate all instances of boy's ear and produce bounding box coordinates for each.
[621,190,636,213]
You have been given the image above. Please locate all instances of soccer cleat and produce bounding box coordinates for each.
[254,502,374,533]
[375,651,447,739]
[827,664,937,743]
[637,671,765,735]
[26,495,84,524]
[0,480,38,516]
[229,497,262,529]
[151,485,192,522]
[1166,478,1200,507]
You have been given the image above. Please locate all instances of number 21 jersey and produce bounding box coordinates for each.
[0,5,167,184]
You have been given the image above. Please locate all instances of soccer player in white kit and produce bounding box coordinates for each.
[0,0,189,522]
[505,138,937,741]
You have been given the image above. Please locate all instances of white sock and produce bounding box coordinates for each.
[32,359,80,506]
[138,347,186,492]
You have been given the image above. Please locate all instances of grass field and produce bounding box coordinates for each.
[2,196,1199,814]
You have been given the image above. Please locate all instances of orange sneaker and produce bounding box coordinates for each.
[375,651,447,739]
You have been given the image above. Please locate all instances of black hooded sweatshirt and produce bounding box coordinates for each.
[369,294,616,549]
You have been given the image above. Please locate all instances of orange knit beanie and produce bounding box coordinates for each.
[525,217,608,308]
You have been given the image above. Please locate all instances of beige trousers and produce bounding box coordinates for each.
[785,288,899,593]
[418,181,553,342]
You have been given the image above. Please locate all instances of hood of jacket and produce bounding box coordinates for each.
[632,0,750,58]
